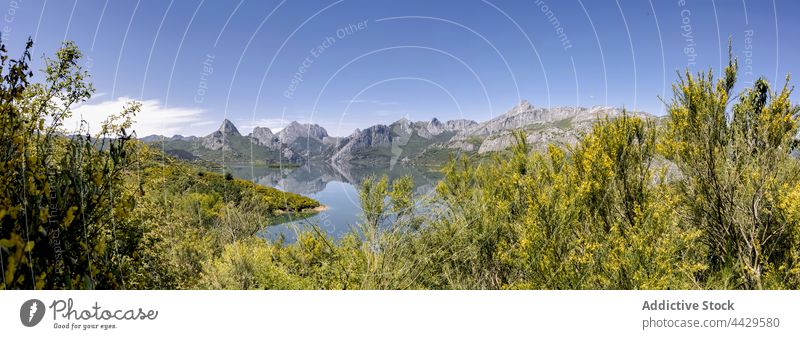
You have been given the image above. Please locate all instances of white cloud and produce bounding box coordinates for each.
[66,97,213,137]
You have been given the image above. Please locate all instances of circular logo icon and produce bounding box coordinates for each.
[20,299,45,327]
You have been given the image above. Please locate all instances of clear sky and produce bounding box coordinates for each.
[2,0,798,136]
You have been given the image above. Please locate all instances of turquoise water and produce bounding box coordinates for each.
[226,163,442,242]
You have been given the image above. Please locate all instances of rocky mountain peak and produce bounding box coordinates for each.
[145,101,648,167]
[277,121,329,144]
[218,119,240,135]
[249,126,278,147]
[394,117,412,125]
[508,100,534,116]
[391,117,414,135]
[200,119,241,151]
[331,124,393,164]
[251,126,274,137]
[424,118,445,136]
[444,119,478,131]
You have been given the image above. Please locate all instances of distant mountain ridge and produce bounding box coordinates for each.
[140,101,649,166]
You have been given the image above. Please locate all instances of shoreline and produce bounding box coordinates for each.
[274,204,328,215]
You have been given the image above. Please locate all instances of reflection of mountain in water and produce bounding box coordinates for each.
[228,163,444,243]
[226,162,443,196]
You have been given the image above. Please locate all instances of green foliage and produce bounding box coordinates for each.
[229,50,798,291]
[663,50,800,289]
[0,39,321,290]
[355,175,425,289]
[0,39,143,289]
[3,39,798,291]
[155,132,292,164]
[199,238,310,289]
[567,114,703,289]
[408,114,702,289]
[122,148,320,289]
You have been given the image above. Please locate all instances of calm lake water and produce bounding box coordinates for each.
[226,163,442,242]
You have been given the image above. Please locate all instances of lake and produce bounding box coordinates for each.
[226,162,443,242]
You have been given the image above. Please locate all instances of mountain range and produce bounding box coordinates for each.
[140,100,647,166]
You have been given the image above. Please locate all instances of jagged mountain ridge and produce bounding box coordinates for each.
[139,101,649,165]
[447,100,645,153]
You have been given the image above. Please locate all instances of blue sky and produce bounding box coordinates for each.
[2,0,798,136]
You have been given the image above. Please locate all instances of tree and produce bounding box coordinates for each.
[569,113,702,289]
[0,39,142,289]
[664,48,800,288]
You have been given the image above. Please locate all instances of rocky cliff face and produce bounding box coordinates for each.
[141,101,648,165]
[389,117,477,139]
[219,119,239,134]
[445,119,478,131]
[248,123,330,161]
[413,118,443,138]
[327,116,479,165]
[277,121,328,144]
[330,125,394,164]
[448,101,639,153]
[249,127,279,148]
[453,100,603,139]
[200,119,241,150]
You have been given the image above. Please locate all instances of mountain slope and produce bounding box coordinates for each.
[447,100,647,153]
[140,101,649,166]
[146,120,301,164]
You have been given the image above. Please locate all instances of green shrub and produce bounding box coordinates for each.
[0,40,143,289]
